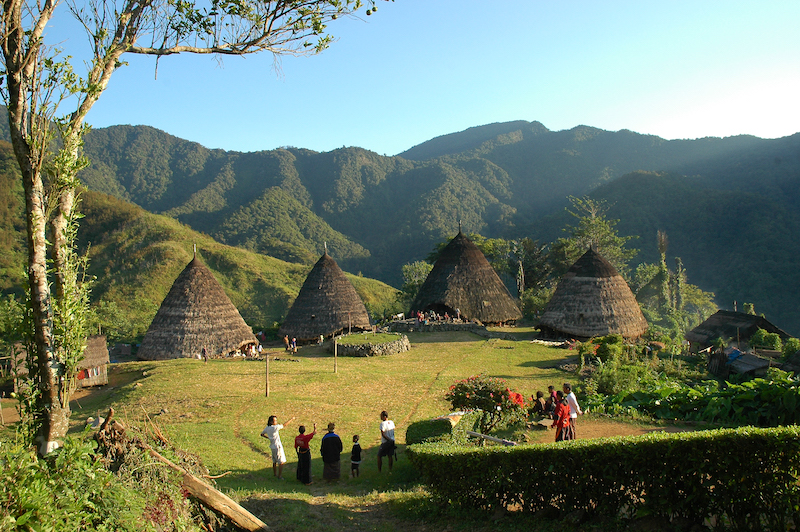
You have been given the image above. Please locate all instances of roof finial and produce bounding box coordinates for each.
[324,242,328,255]
[458,220,462,233]
[193,243,196,259]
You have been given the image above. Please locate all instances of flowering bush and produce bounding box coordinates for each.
[445,374,527,435]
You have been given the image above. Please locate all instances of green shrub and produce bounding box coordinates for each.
[595,334,624,362]
[750,328,783,350]
[407,426,800,530]
[445,374,527,435]
[0,436,146,531]
[782,337,800,361]
[405,418,454,445]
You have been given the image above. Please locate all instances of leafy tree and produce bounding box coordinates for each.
[445,374,527,436]
[782,338,800,361]
[397,260,432,309]
[0,0,386,453]
[549,196,638,279]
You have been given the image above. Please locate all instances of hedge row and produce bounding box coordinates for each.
[406,426,800,530]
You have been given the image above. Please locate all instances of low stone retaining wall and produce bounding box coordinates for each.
[329,334,411,357]
[387,320,516,340]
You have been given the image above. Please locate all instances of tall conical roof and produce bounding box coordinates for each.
[278,253,371,342]
[538,248,647,339]
[138,257,258,360]
[410,231,522,324]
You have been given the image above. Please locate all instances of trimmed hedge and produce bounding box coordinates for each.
[405,412,481,445]
[406,418,454,445]
[407,426,800,529]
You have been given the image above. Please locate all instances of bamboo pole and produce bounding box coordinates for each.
[265,355,270,397]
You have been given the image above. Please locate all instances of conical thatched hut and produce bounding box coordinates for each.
[278,252,371,343]
[138,256,258,360]
[410,231,522,324]
[538,248,647,340]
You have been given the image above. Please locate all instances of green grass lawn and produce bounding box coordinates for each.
[3,331,664,531]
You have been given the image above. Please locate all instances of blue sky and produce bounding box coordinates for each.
[59,0,800,156]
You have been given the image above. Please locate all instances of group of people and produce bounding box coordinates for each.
[530,382,583,442]
[260,411,396,485]
[282,335,297,353]
[410,308,462,325]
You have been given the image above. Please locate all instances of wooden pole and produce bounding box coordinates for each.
[0,392,5,426]
[334,338,338,374]
[265,355,270,397]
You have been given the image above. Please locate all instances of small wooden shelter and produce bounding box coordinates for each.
[409,231,522,324]
[12,335,110,391]
[137,256,258,360]
[538,247,647,340]
[278,252,372,343]
[76,335,110,387]
[685,310,790,353]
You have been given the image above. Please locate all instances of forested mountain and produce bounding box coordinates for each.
[2,113,799,336]
[0,139,398,341]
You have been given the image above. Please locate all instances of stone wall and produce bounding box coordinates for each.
[387,320,516,340]
[329,334,411,357]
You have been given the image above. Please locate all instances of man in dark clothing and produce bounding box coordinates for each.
[320,422,343,481]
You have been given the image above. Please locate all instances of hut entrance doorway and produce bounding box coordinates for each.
[423,304,456,319]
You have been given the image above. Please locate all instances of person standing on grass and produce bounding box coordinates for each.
[320,422,343,481]
[350,434,362,478]
[294,423,316,485]
[261,414,294,480]
[552,391,573,442]
[377,410,395,472]
[563,382,583,440]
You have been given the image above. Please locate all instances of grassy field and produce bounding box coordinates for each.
[2,330,682,531]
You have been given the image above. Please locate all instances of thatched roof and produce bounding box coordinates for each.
[138,257,257,360]
[82,335,110,369]
[538,248,647,340]
[409,231,522,324]
[685,310,790,348]
[278,252,371,343]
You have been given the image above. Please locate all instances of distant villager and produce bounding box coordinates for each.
[279,252,371,343]
[138,255,258,360]
[410,231,522,325]
[538,247,647,340]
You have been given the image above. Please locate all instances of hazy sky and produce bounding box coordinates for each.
[60,0,800,156]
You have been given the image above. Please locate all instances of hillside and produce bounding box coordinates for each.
[2,111,800,336]
[0,151,399,342]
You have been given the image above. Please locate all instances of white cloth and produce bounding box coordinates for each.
[566,392,581,419]
[262,424,287,463]
[380,419,395,443]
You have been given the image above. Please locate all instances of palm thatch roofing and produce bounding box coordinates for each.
[685,310,790,349]
[278,252,371,343]
[409,231,522,324]
[138,256,258,360]
[538,247,647,340]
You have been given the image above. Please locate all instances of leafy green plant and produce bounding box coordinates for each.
[407,425,800,530]
[782,337,800,361]
[445,374,527,435]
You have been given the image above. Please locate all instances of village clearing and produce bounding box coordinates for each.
[1,330,694,531]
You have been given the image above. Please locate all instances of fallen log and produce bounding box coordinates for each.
[466,430,517,446]
[96,408,268,532]
[140,442,270,532]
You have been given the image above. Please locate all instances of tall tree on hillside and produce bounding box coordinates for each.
[1,0,386,454]
[549,196,638,279]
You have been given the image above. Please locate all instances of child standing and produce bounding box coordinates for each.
[350,435,362,477]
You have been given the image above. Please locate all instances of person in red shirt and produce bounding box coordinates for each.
[551,391,574,442]
[294,423,316,485]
